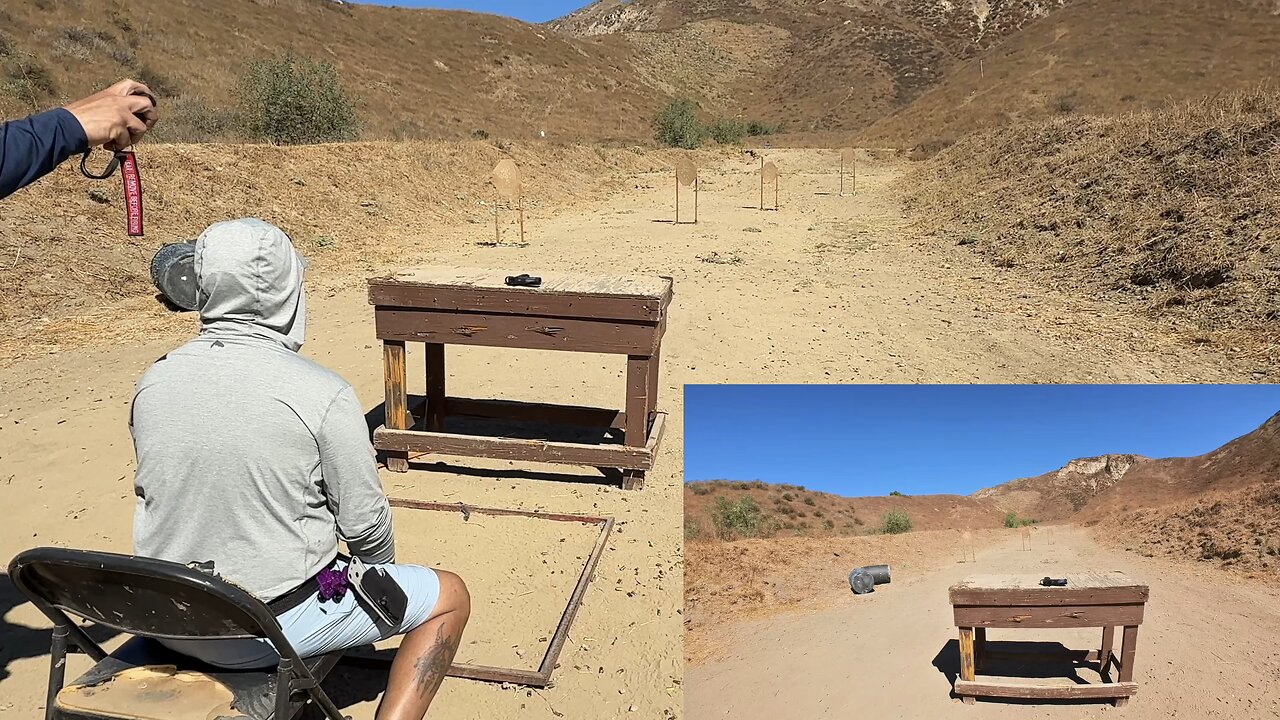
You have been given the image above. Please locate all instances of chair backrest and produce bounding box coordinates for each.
[9,547,282,642]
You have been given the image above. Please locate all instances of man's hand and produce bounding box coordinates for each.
[63,78,159,152]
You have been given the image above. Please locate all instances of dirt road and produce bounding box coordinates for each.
[686,526,1280,719]
[0,148,1263,718]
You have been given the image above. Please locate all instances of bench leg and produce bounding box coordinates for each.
[974,627,987,672]
[645,340,662,431]
[625,355,652,447]
[1100,625,1115,674]
[1114,625,1139,707]
[383,340,410,473]
[959,626,976,704]
[621,355,652,490]
[424,343,446,433]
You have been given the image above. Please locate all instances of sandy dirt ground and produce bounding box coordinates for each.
[0,149,1265,718]
[686,525,1280,719]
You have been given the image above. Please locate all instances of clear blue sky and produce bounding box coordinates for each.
[356,1,591,23]
[684,385,1280,497]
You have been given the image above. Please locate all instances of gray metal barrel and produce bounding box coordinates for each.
[150,242,198,311]
[848,564,891,594]
[849,570,876,595]
[859,564,891,585]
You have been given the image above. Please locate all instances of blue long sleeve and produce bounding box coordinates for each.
[0,108,89,200]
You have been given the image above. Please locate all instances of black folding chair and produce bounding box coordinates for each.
[8,547,348,720]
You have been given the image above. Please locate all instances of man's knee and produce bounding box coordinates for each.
[434,569,470,619]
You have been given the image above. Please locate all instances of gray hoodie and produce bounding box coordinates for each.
[131,218,394,601]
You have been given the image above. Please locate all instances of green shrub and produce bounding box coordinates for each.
[652,98,704,149]
[803,496,816,506]
[889,490,907,497]
[745,119,778,136]
[684,518,703,541]
[236,51,359,145]
[881,510,912,534]
[711,496,773,540]
[688,483,713,496]
[706,116,746,145]
[781,492,794,502]
[1019,518,1039,526]
[1004,511,1019,528]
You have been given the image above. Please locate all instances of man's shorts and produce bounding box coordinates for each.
[162,561,441,669]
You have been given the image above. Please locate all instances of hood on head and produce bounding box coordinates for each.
[194,218,307,351]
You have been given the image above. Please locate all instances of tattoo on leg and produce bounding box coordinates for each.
[413,623,459,696]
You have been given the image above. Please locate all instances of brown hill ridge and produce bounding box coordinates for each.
[552,0,1076,135]
[974,453,1149,521]
[860,0,1280,149]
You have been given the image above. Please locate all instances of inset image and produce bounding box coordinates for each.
[684,384,1280,719]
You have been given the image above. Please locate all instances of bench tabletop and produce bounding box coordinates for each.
[369,266,674,301]
[951,572,1148,606]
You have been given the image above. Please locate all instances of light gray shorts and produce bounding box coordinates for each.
[162,560,441,669]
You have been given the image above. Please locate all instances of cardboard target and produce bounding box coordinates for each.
[675,157,697,187]
[761,160,779,184]
[840,148,857,163]
[492,159,522,201]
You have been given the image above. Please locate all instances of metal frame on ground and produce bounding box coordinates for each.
[347,498,614,687]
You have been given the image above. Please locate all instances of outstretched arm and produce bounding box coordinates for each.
[1,78,158,200]
[318,385,396,564]
[0,109,87,200]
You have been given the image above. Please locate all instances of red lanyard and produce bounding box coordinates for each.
[80,148,144,237]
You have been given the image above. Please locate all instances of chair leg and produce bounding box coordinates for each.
[45,627,69,720]
[275,659,295,720]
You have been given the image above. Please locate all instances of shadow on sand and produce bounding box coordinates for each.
[931,638,1115,706]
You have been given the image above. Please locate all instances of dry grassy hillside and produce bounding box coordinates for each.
[552,0,1074,136]
[861,0,1280,149]
[1100,479,1280,578]
[904,89,1280,357]
[684,480,1006,540]
[1081,412,1280,520]
[0,0,675,142]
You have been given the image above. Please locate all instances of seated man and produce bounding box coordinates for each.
[129,218,469,720]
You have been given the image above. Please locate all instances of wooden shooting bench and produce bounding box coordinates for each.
[368,267,671,490]
[949,573,1149,706]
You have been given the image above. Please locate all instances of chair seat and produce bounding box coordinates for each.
[55,637,342,720]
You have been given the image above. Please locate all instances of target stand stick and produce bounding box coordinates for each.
[494,190,501,245]
[675,174,680,225]
[694,177,699,224]
[519,193,525,244]
[840,155,845,196]
[759,157,765,211]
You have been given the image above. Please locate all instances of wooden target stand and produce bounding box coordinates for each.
[759,158,779,211]
[345,498,614,687]
[674,157,698,224]
[491,159,524,245]
[816,148,858,197]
